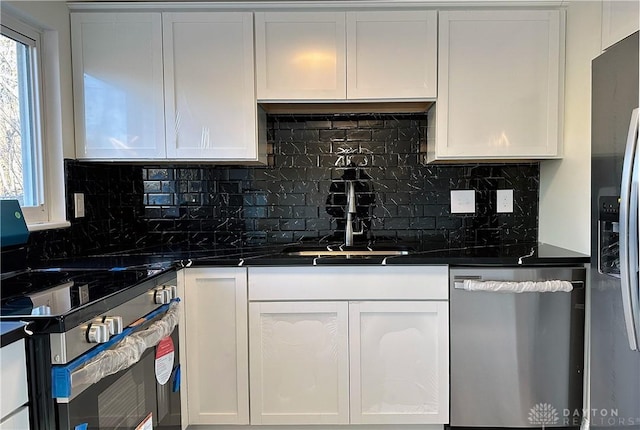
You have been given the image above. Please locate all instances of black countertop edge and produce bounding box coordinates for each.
[1,321,29,348]
[226,256,589,267]
[30,242,590,270]
[189,243,589,267]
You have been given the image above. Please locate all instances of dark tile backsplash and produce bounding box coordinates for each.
[25,162,149,262]
[25,113,539,262]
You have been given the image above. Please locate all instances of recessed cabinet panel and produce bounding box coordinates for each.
[436,10,564,160]
[183,268,249,425]
[349,302,449,424]
[249,301,350,425]
[163,13,258,160]
[71,13,165,159]
[0,339,28,423]
[346,11,437,99]
[255,12,347,100]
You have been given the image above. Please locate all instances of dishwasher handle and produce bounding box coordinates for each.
[454,279,582,292]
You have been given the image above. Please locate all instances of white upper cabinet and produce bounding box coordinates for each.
[255,10,437,101]
[71,13,166,159]
[346,11,437,100]
[72,11,264,162]
[434,10,564,161]
[601,1,640,51]
[255,12,347,100]
[163,12,261,161]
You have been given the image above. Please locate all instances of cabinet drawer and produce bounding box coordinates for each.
[248,266,448,301]
[0,339,28,419]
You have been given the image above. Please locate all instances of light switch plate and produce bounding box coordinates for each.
[451,190,475,214]
[74,193,85,218]
[496,189,514,213]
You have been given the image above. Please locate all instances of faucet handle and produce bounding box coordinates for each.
[353,219,364,236]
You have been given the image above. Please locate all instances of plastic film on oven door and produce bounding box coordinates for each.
[51,299,180,401]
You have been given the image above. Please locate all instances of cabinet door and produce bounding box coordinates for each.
[346,11,437,100]
[163,12,258,160]
[349,301,449,424]
[601,1,640,51]
[183,268,249,425]
[71,13,165,159]
[436,10,564,160]
[255,12,346,100]
[0,339,28,420]
[249,301,350,425]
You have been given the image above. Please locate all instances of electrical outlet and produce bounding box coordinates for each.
[496,189,514,213]
[451,190,475,214]
[74,193,85,218]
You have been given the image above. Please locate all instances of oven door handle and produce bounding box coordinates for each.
[52,299,180,400]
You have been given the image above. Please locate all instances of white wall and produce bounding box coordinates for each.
[538,0,602,254]
[2,1,75,159]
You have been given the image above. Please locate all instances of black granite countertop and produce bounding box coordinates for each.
[230,242,589,266]
[32,241,589,270]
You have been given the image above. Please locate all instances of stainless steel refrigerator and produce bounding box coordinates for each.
[590,31,640,430]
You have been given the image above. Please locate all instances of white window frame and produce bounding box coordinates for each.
[1,10,69,230]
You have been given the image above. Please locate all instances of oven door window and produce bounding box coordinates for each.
[60,328,181,430]
[98,353,155,429]
[64,349,157,430]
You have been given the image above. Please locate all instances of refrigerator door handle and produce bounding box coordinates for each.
[630,111,640,346]
[619,107,640,351]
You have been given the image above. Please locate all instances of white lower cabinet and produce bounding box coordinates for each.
[349,301,449,424]
[183,266,449,427]
[0,338,29,429]
[182,268,249,425]
[247,266,449,427]
[249,301,350,425]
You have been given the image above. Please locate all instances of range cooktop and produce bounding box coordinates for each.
[1,268,163,318]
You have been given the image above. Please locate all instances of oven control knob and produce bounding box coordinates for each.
[161,285,178,300]
[86,323,110,344]
[103,316,124,335]
[170,285,178,299]
[154,288,171,305]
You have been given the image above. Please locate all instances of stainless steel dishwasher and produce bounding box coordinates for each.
[449,266,586,428]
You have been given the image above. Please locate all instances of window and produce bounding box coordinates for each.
[0,8,68,229]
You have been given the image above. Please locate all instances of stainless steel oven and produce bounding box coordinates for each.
[1,267,181,430]
[53,296,181,430]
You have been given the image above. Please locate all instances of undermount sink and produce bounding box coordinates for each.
[282,245,412,257]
